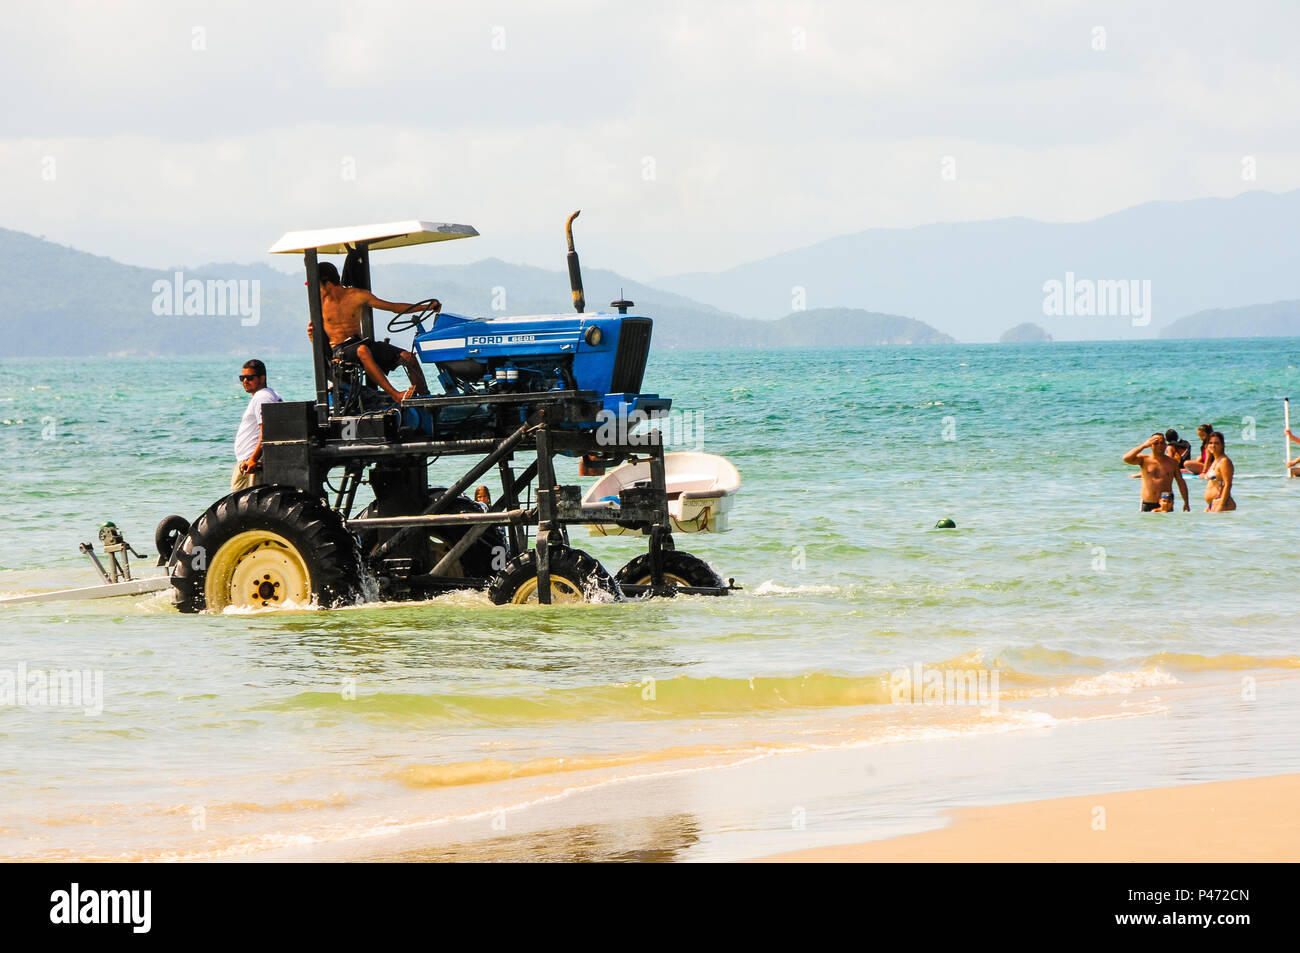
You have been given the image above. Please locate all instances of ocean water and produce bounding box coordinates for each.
[2,338,1299,860]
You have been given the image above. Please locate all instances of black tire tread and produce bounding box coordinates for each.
[615,550,726,591]
[171,486,365,613]
[154,515,190,561]
[487,546,622,605]
[353,486,511,581]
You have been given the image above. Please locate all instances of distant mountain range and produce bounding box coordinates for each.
[0,227,951,356]
[657,189,1300,342]
[5,188,1300,356]
[1158,300,1300,339]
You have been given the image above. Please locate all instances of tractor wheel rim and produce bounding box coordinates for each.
[510,574,586,605]
[205,530,311,611]
[426,536,464,577]
[633,572,693,588]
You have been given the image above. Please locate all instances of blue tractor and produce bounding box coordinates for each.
[165,213,736,611]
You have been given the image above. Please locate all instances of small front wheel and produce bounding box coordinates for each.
[615,550,726,593]
[488,546,622,605]
[154,514,190,564]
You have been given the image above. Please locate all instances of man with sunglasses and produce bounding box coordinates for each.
[232,359,282,492]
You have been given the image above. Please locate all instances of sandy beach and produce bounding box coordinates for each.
[757,774,1300,862]
[214,672,1300,864]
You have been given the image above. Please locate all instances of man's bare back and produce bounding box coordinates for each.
[319,286,410,347]
[323,286,373,346]
[307,285,415,347]
[307,264,434,403]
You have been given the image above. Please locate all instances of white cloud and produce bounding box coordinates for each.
[3,0,1299,278]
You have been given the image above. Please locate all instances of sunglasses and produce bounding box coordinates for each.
[238,374,260,382]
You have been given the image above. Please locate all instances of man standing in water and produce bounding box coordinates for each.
[233,359,282,492]
[1123,433,1190,511]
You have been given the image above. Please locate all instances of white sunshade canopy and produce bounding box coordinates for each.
[268,220,479,255]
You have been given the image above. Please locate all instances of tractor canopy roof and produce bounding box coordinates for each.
[268,220,479,255]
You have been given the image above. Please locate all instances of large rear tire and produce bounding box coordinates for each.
[171,486,366,613]
[353,487,510,580]
[488,546,622,605]
[615,550,726,593]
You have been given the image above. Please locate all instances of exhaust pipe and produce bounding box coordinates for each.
[565,210,585,314]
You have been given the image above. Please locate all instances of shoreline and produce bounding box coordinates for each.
[237,673,1300,863]
[754,774,1300,862]
[6,656,1298,862]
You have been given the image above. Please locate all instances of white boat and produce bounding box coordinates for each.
[583,452,740,536]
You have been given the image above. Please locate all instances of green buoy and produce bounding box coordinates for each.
[935,518,956,529]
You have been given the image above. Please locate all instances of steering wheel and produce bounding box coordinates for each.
[388,298,441,334]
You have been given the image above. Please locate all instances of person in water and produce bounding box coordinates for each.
[1130,427,1191,482]
[1164,428,1192,468]
[1123,432,1190,512]
[1202,431,1236,512]
[1286,427,1300,476]
[306,261,432,404]
[1184,423,1214,476]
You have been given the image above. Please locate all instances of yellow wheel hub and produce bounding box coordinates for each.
[509,573,586,605]
[633,573,692,588]
[204,530,311,611]
[425,536,463,577]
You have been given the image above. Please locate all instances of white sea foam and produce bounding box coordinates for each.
[1024,667,1180,698]
[220,599,320,615]
[752,580,842,596]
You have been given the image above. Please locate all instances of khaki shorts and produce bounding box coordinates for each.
[231,463,263,493]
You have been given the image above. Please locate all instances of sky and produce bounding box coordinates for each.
[2,0,1299,280]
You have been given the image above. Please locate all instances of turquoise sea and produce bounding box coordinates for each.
[2,338,1299,860]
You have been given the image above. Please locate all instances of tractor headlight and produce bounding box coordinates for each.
[584,326,603,346]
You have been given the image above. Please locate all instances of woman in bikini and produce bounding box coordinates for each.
[1201,431,1235,512]
[1183,423,1214,476]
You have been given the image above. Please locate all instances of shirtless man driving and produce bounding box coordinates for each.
[307,261,433,403]
[1123,432,1190,512]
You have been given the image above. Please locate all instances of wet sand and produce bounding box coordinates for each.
[756,774,1300,862]
[239,675,1300,863]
